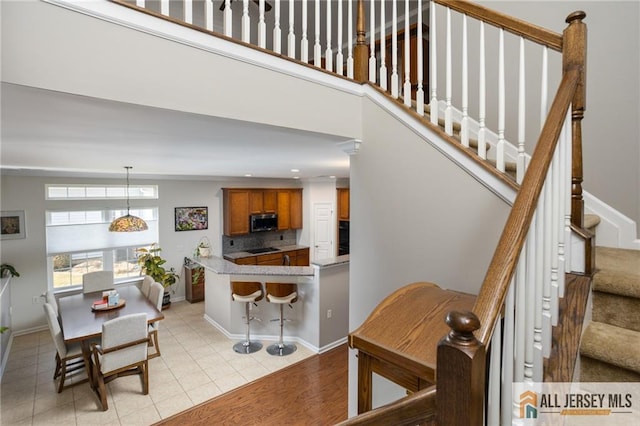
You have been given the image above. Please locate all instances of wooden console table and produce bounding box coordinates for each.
[349,282,476,413]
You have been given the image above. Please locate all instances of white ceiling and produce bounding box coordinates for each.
[1,83,353,181]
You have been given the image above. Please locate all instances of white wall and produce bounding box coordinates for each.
[0,174,307,333]
[347,97,512,413]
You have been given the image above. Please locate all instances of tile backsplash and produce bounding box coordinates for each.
[222,230,298,254]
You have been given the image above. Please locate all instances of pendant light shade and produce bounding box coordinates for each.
[109,166,148,232]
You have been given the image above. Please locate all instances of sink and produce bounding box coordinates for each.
[246,247,280,254]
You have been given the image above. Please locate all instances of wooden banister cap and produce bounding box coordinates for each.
[566,11,586,24]
[445,311,480,343]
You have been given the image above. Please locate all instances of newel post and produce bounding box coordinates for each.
[436,311,485,426]
[353,0,369,82]
[563,11,587,230]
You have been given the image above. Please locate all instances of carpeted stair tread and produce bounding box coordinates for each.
[580,356,640,382]
[593,291,640,332]
[580,321,640,375]
[584,214,600,230]
[593,246,640,299]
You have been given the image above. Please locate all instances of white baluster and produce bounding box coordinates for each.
[477,22,486,159]
[543,176,553,357]
[517,37,526,184]
[301,0,309,63]
[346,0,353,78]
[524,223,536,384]
[136,0,144,7]
[403,0,411,106]
[380,0,387,91]
[273,0,281,54]
[416,0,424,116]
[325,0,333,71]
[534,206,544,381]
[223,0,232,37]
[288,0,296,58]
[314,0,321,67]
[502,281,515,426]
[369,0,376,82]
[487,322,502,426]
[242,0,250,43]
[444,7,452,133]
[496,28,505,172]
[515,249,527,382]
[160,0,169,16]
[390,0,398,98]
[460,14,468,146]
[205,0,214,32]
[429,1,438,124]
[551,144,560,326]
[184,0,193,24]
[258,0,266,48]
[540,46,548,129]
[336,0,344,76]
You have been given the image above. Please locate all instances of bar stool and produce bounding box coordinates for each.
[231,281,264,354]
[265,282,298,356]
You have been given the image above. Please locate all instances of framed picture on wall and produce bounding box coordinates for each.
[175,207,208,231]
[1,211,26,240]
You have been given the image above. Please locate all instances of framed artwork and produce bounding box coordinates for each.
[1,211,26,240]
[175,207,208,231]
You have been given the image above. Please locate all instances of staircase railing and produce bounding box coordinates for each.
[108,1,588,423]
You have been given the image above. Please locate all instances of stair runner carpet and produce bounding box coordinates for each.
[580,246,640,382]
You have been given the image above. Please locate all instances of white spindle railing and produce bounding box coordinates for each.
[390,0,399,98]
[416,0,424,116]
[242,0,250,43]
[287,0,294,57]
[273,0,281,53]
[336,0,344,76]
[258,0,266,48]
[369,0,376,83]
[301,0,308,62]
[403,0,411,106]
[379,1,387,91]
[444,7,452,133]
[325,0,332,71]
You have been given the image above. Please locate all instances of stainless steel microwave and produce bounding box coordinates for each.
[250,213,278,232]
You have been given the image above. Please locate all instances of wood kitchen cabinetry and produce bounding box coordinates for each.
[226,247,310,266]
[337,188,350,221]
[223,188,302,236]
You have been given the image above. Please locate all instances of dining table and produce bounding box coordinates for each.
[57,284,164,387]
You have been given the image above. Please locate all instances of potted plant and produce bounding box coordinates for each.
[0,263,20,278]
[136,244,179,308]
[195,237,212,258]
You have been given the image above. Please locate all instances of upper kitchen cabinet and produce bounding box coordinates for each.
[277,189,303,231]
[250,190,276,214]
[223,189,250,236]
[338,188,350,221]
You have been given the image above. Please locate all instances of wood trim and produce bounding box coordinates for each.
[434,0,563,51]
[472,68,580,346]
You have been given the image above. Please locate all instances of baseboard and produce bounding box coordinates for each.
[584,191,640,249]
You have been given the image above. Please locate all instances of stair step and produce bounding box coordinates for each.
[593,291,640,332]
[580,321,640,378]
[584,213,600,230]
[593,246,640,299]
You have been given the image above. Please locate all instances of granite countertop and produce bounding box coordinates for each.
[192,255,315,277]
[223,245,309,260]
[311,255,350,268]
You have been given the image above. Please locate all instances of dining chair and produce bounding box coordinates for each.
[140,275,153,298]
[45,290,59,319]
[82,271,114,294]
[91,313,149,411]
[43,303,90,392]
[147,281,164,359]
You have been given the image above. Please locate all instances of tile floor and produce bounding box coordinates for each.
[0,301,313,425]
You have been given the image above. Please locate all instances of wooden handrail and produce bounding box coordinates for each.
[472,67,580,346]
[434,0,563,51]
[337,385,437,426]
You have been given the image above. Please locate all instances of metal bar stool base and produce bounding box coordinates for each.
[233,341,263,354]
[266,343,296,356]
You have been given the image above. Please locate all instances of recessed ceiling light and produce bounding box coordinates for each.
[244,173,252,177]
[293,176,300,179]
[290,168,300,173]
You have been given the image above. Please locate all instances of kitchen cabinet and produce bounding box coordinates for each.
[256,252,283,266]
[223,189,250,236]
[184,264,205,303]
[338,188,350,221]
[235,256,257,265]
[295,248,310,266]
[227,248,309,266]
[277,189,303,231]
[250,190,276,214]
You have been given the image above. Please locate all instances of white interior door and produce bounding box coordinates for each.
[312,203,333,261]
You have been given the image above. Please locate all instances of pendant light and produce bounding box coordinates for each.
[109,166,148,232]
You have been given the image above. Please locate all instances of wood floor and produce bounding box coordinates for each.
[156,343,349,426]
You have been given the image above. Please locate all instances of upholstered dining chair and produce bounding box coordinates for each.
[43,303,90,392]
[45,290,59,319]
[147,281,164,359]
[82,271,114,294]
[140,275,153,298]
[91,313,149,411]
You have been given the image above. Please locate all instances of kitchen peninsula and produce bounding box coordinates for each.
[193,254,349,353]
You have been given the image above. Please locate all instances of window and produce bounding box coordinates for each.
[46,184,158,200]
[46,207,158,290]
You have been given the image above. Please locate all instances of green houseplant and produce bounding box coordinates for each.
[136,244,179,290]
